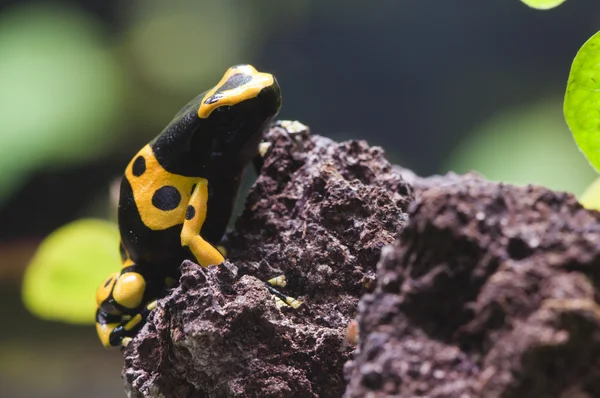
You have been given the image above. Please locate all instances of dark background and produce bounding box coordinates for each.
[1,1,598,396]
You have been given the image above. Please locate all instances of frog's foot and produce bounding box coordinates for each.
[103,300,158,348]
[181,179,226,267]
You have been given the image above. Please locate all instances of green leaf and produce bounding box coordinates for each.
[520,0,566,10]
[22,219,120,325]
[564,30,600,173]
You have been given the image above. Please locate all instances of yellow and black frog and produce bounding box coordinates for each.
[95,64,301,348]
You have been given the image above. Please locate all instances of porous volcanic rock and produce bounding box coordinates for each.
[344,175,600,397]
[122,125,414,397]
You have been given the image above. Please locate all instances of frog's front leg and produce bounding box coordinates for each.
[181,179,302,309]
[181,178,225,267]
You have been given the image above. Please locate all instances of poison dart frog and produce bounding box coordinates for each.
[95,64,301,348]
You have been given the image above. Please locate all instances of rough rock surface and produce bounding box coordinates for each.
[344,174,600,397]
[122,123,600,397]
[122,125,414,397]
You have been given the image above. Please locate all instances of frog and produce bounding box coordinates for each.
[95,64,302,348]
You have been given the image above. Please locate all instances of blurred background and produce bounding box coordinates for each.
[1,0,599,396]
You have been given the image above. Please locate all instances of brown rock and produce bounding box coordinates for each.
[344,175,600,398]
[123,124,600,397]
[122,125,413,397]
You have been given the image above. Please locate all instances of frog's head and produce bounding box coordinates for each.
[151,64,281,176]
[196,64,281,175]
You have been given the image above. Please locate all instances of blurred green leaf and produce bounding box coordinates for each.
[0,4,123,203]
[564,30,600,174]
[22,219,120,325]
[444,99,597,195]
[520,0,566,9]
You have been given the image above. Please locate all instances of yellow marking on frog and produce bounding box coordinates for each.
[124,313,143,331]
[198,64,274,119]
[96,272,118,307]
[122,337,132,347]
[97,322,119,348]
[112,272,146,309]
[125,144,199,231]
[181,179,225,267]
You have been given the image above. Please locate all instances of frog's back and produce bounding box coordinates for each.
[117,143,200,270]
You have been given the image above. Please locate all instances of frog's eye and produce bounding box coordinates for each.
[203,93,224,105]
[112,272,146,310]
[96,272,119,308]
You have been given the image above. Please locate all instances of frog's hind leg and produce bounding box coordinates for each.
[95,258,160,347]
[110,261,150,312]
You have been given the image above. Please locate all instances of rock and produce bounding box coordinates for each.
[344,175,600,397]
[122,125,414,397]
[123,124,600,397]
